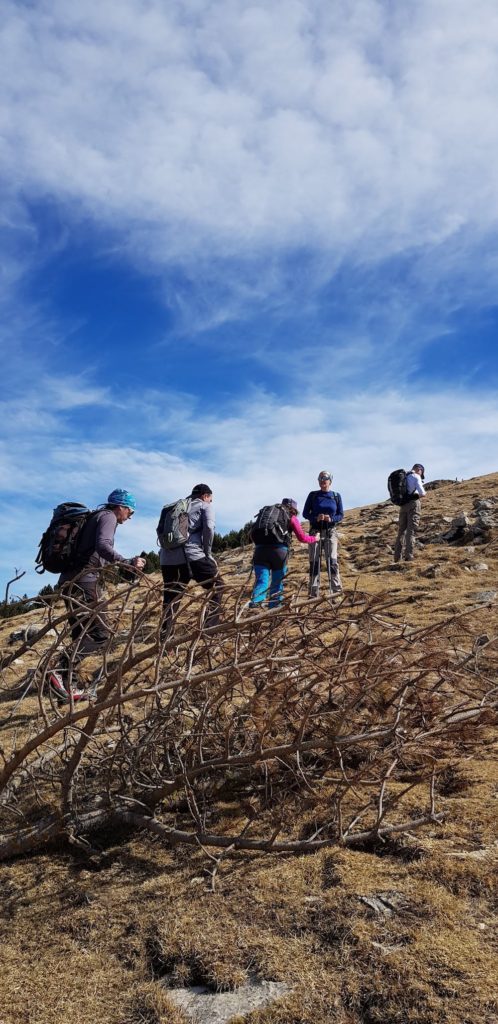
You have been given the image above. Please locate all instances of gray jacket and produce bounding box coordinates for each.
[160,498,216,566]
[59,509,127,584]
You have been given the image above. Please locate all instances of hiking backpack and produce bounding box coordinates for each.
[251,504,292,546]
[387,469,410,506]
[157,497,191,549]
[35,502,94,574]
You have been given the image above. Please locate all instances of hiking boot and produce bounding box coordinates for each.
[204,614,220,629]
[48,671,86,704]
[241,606,260,623]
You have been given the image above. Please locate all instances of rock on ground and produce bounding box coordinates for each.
[165,979,290,1024]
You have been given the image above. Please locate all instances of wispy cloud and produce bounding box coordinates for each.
[2,0,498,351]
[2,1,498,279]
[2,379,497,596]
[1,1,498,598]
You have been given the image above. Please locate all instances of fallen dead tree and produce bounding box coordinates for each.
[0,572,496,862]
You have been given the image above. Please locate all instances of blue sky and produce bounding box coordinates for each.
[1,0,498,598]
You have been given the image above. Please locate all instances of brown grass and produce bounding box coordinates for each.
[0,473,497,1024]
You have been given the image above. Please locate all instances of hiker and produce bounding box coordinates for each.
[159,483,223,636]
[250,498,318,608]
[49,489,145,702]
[393,464,426,562]
[302,471,344,596]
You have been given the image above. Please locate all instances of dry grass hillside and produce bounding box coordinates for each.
[0,474,496,1024]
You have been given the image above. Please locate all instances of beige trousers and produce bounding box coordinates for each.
[394,500,421,561]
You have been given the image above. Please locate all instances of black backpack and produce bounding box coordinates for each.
[35,502,94,574]
[251,504,292,546]
[388,470,410,506]
[157,497,191,549]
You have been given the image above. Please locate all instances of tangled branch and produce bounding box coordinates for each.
[0,569,496,862]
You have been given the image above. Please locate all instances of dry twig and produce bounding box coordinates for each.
[0,571,495,861]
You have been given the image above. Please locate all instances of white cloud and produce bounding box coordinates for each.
[2,1,498,599]
[0,376,112,442]
[1,0,498,275]
[2,379,497,597]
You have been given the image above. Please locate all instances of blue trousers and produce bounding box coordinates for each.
[251,545,288,607]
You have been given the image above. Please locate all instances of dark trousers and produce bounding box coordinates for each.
[161,558,223,632]
[61,577,110,656]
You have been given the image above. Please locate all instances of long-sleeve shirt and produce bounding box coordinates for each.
[302,489,344,529]
[406,471,426,498]
[59,509,126,583]
[186,498,215,561]
[289,515,318,544]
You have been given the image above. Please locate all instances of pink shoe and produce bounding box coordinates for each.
[48,671,85,703]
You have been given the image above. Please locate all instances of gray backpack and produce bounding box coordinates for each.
[157,497,191,549]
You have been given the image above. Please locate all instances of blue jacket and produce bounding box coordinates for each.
[302,489,344,529]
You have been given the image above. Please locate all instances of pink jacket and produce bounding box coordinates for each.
[290,515,318,544]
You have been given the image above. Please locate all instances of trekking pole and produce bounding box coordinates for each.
[317,535,321,598]
[316,529,324,598]
[324,528,334,596]
[309,532,320,598]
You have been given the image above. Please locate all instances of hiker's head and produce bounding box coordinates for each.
[191,483,213,503]
[318,471,332,490]
[282,498,298,514]
[107,489,137,522]
[412,464,425,480]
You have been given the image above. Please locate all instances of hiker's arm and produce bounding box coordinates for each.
[290,516,318,544]
[202,503,216,558]
[409,474,426,498]
[302,492,313,523]
[95,514,127,564]
[334,493,344,524]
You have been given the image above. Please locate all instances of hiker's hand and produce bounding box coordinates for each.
[132,556,146,570]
